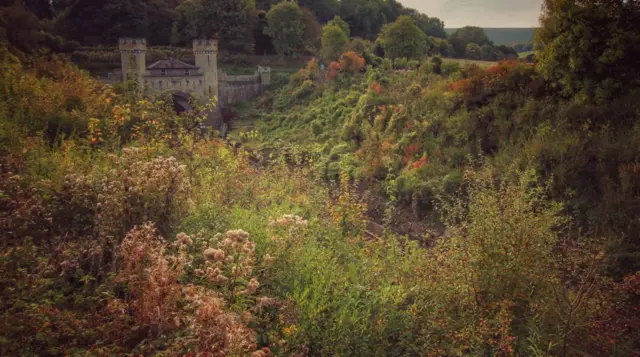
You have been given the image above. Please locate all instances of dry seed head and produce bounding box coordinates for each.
[246,278,260,294]
[204,248,225,261]
[176,232,192,245]
[263,254,275,266]
[227,229,250,242]
[242,311,253,323]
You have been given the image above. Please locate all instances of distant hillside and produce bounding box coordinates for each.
[445,28,536,45]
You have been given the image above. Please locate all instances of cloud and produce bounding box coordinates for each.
[398,0,543,28]
[442,0,539,12]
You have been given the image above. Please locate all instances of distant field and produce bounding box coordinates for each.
[518,51,535,58]
[445,28,536,45]
[443,58,496,67]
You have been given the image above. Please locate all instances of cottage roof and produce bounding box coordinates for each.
[147,60,199,70]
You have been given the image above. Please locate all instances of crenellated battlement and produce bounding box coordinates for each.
[193,39,218,54]
[119,38,147,52]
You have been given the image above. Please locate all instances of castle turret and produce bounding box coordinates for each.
[193,39,218,102]
[119,38,147,91]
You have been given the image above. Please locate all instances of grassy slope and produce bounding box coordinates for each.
[235,58,640,265]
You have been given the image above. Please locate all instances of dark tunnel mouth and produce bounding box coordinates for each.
[171,92,192,114]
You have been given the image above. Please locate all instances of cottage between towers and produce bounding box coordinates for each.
[116,38,271,116]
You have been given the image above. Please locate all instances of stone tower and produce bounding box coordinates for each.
[119,38,147,89]
[193,39,218,102]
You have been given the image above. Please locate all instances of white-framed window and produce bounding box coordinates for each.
[184,70,190,76]
[161,69,166,76]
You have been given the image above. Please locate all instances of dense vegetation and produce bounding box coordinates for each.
[1,0,640,356]
[1,0,519,62]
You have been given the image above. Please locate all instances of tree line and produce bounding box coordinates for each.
[1,0,520,62]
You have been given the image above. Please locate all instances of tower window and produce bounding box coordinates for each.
[185,70,190,76]
[208,55,210,66]
[161,69,166,76]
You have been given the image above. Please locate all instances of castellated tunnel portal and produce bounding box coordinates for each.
[170,91,193,114]
[113,38,272,128]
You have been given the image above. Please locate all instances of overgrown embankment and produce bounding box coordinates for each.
[1,49,639,356]
[239,54,640,277]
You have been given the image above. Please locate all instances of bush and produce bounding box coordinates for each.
[320,24,348,61]
[326,51,366,81]
[4,42,640,357]
[411,166,566,355]
[441,61,461,76]
[393,57,408,70]
[407,60,420,70]
[382,58,393,71]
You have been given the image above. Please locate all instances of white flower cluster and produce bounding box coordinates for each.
[268,214,309,228]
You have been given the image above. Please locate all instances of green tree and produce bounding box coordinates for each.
[496,44,518,59]
[146,0,178,45]
[321,24,348,61]
[328,15,350,37]
[265,1,304,56]
[174,0,198,45]
[301,7,321,52]
[170,21,180,46]
[536,0,640,102]
[0,5,44,56]
[403,8,446,38]
[428,36,454,57]
[480,44,503,61]
[298,0,339,23]
[253,10,274,55]
[195,0,255,53]
[376,15,427,60]
[450,26,490,57]
[60,0,149,45]
[465,43,482,60]
[340,0,387,40]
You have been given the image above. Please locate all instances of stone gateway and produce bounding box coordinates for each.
[116,38,271,125]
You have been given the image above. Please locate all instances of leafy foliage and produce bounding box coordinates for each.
[320,24,348,61]
[450,26,491,57]
[376,15,427,60]
[195,0,256,53]
[2,2,640,356]
[327,15,350,37]
[265,1,305,56]
[536,0,640,102]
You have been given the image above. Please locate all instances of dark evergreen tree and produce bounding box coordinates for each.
[195,0,255,53]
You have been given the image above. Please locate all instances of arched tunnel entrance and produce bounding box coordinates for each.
[169,90,223,133]
[171,91,193,114]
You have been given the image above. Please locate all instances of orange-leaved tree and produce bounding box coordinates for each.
[326,51,366,80]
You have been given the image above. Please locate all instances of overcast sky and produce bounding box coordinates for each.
[398,0,544,28]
